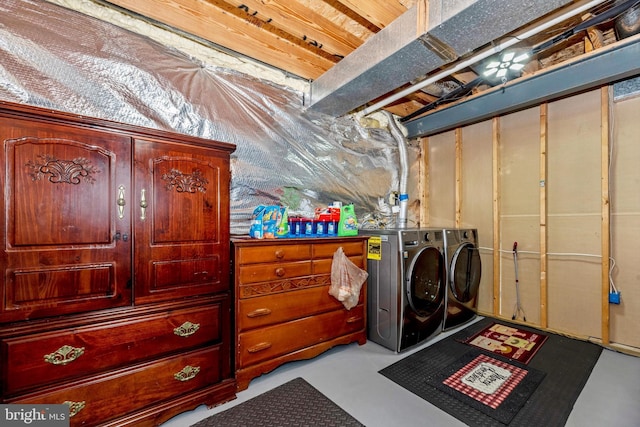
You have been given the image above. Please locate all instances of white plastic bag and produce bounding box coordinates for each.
[329,247,368,310]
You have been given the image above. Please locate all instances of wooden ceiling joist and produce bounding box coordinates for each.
[335,0,408,28]
[223,0,368,58]
[106,0,338,79]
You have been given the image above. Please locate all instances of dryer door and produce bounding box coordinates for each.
[407,246,445,316]
[450,243,481,303]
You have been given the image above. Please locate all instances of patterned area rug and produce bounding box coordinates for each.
[380,317,602,426]
[427,351,545,424]
[463,322,549,364]
[190,377,363,427]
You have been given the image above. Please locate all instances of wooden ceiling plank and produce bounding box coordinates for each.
[224,0,368,57]
[333,0,408,28]
[106,0,335,79]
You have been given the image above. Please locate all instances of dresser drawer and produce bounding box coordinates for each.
[237,260,312,285]
[10,346,222,426]
[238,285,365,331]
[312,240,366,258]
[3,303,222,395]
[312,255,365,275]
[236,244,311,264]
[237,304,365,368]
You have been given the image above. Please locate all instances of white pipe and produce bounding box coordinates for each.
[361,0,607,116]
[384,111,409,228]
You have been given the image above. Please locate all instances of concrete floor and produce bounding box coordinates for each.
[162,318,640,427]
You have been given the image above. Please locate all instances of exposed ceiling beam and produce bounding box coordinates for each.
[403,36,640,138]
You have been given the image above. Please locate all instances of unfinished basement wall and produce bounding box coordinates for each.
[424,87,640,353]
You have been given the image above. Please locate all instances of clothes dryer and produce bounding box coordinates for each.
[442,228,481,331]
[362,228,446,352]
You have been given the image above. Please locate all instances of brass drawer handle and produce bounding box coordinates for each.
[63,400,86,418]
[174,321,200,337]
[247,342,272,353]
[275,267,285,277]
[247,308,272,318]
[44,345,85,365]
[174,365,201,382]
[346,316,363,324]
[140,188,148,221]
[274,249,285,259]
[116,185,126,219]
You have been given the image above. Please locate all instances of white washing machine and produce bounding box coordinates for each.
[361,228,446,352]
[442,228,481,331]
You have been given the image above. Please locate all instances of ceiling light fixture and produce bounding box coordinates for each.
[483,50,531,81]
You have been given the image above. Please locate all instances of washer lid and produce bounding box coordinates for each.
[450,242,481,303]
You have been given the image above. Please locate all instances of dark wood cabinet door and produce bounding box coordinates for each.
[134,139,230,304]
[0,118,132,322]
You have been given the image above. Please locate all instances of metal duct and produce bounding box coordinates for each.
[615,2,640,39]
[309,0,575,117]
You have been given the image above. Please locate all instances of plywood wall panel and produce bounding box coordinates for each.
[427,131,456,227]
[610,216,640,347]
[498,108,541,216]
[610,94,640,348]
[546,90,602,338]
[460,121,494,314]
[547,216,602,336]
[499,107,541,323]
[499,217,541,322]
[548,92,602,214]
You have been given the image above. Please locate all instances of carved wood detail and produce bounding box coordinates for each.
[26,154,99,184]
[239,274,331,298]
[162,168,208,193]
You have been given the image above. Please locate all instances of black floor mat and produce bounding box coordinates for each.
[190,377,364,427]
[379,318,602,426]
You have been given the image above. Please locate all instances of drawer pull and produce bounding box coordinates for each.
[174,321,200,337]
[174,365,201,382]
[44,345,85,366]
[63,400,85,418]
[346,316,363,324]
[274,249,285,259]
[247,342,272,353]
[275,267,285,277]
[246,308,272,318]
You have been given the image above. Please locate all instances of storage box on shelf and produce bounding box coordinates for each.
[231,236,368,391]
[0,101,236,426]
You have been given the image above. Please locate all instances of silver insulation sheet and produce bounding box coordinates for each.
[0,0,419,234]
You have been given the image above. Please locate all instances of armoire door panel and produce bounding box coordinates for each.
[8,138,112,247]
[134,139,231,304]
[0,118,132,322]
[151,158,220,244]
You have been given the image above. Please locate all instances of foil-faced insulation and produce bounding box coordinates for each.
[0,0,418,233]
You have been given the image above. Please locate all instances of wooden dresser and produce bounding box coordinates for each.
[0,101,236,426]
[231,236,368,391]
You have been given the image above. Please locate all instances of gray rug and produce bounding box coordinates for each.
[191,377,363,427]
[380,317,602,426]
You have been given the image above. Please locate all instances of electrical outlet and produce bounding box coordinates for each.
[388,192,398,205]
[609,291,621,304]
